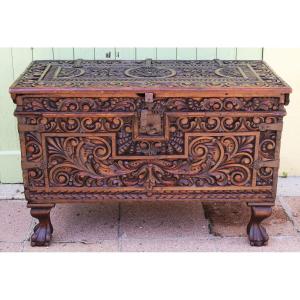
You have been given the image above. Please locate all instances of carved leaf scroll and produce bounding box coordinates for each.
[44,133,256,190]
[22,97,282,113]
[22,96,283,191]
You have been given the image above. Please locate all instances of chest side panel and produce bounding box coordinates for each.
[16,96,285,202]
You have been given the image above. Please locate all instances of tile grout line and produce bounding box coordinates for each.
[21,217,34,251]
[279,196,300,234]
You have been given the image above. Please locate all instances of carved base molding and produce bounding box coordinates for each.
[26,189,274,203]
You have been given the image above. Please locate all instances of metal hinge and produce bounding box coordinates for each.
[253,160,279,169]
[258,123,283,131]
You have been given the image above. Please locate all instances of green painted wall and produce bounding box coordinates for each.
[0,47,263,183]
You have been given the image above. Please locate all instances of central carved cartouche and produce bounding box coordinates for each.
[124,66,177,78]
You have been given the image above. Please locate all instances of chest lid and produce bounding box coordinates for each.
[9,59,291,96]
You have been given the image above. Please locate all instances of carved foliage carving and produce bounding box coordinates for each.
[28,168,45,187]
[25,133,42,162]
[256,130,277,186]
[45,134,256,190]
[22,97,282,113]
[21,97,283,191]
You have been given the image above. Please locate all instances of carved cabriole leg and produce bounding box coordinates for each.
[29,204,55,247]
[247,205,272,247]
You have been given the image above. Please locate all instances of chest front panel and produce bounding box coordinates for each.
[17,96,284,199]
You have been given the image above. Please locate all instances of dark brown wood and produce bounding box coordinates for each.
[247,205,272,246]
[10,59,292,97]
[30,205,54,246]
[10,59,291,247]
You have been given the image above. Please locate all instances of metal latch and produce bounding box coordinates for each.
[74,59,83,68]
[139,93,162,136]
[145,58,152,67]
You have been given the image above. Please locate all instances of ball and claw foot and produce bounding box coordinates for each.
[30,207,54,247]
[247,206,272,247]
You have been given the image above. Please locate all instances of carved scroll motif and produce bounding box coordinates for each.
[22,97,283,190]
[44,133,256,190]
[25,116,280,190]
[256,130,277,186]
[22,97,282,113]
[28,168,45,187]
[25,133,43,162]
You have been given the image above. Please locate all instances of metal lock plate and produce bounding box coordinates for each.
[139,93,163,136]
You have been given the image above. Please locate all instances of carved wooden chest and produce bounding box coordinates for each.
[10,59,291,247]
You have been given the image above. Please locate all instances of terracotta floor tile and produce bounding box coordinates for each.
[213,237,288,251]
[0,184,24,200]
[203,201,296,237]
[0,200,32,242]
[119,201,209,240]
[265,236,300,251]
[45,203,119,243]
[121,237,216,252]
[23,240,119,252]
[214,237,255,251]
[266,204,296,236]
[215,236,300,252]
[0,242,23,252]
[203,202,251,237]
[277,177,300,197]
[280,196,300,232]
